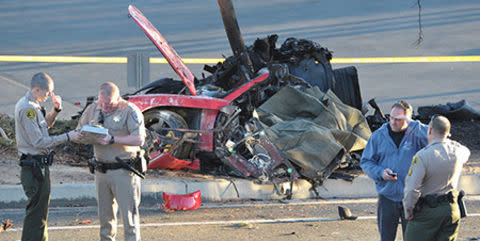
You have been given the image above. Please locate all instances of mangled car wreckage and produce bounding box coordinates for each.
[76,2,372,195]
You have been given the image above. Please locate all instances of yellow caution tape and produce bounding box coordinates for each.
[0,55,127,63]
[150,57,224,64]
[1,55,480,64]
[331,56,480,63]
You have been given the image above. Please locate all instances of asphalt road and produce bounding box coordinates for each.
[1,198,480,240]
[0,0,479,118]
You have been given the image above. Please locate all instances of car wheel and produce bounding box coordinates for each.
[143,109,192,159]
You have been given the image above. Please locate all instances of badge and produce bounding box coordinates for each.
[25,108,36,120]
[131,112,140,123]
[113,115,120,122]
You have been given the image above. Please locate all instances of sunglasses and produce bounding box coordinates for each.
[396,100,411,110]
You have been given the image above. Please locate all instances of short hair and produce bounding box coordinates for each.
[429,115,450,136]
[391,100,412,117]
[31,72,53,90]
[99,82,120,98]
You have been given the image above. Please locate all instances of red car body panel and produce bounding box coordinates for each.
[126,94,231,112]
[148,152,193,169]
[128,5,197,96]
[162,190,201,211]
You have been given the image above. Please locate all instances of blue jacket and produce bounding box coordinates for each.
[360,120,428,201]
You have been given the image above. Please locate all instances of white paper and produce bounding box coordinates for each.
[80,125,108,144]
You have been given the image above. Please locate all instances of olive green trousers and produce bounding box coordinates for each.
[405,201,460,241]
[20,165,50,241]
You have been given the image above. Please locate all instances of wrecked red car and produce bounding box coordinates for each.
[76,2,366,192]
[125,5,300,186]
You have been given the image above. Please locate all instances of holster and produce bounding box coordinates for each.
[115,155,145,179]
[458,190,467,218]
[20,157,45,182]
[46,151,55,166]
[132,151,147,174]
[413,197,425,214]
[87,158,96,174]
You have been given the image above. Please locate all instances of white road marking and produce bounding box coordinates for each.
[0,74,29,90]
[5,213,480,232]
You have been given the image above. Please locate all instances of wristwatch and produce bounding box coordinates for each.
[54,107,62,113]
[109,135,115,145]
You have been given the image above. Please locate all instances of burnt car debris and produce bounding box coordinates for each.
[72,1,370,196]
[364,98,480,133]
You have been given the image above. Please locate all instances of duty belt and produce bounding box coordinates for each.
[96,161,133,173]
[19,153,53,167]
[435,193,455,204]
[415,191,455,212]
[19,152,55,182]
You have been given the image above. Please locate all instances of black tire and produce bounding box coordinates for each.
[143,109,191,159]
[333,66,363,110]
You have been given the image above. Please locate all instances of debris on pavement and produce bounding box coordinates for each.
[162,190,201,211]
[228,222,255,229]
[73,219,92,225]
[364,99,480,132]
[0,219,13,232]
[338,206,357,220]
[416,99,480,122]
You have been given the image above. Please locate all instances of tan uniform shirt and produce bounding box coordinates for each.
[403,138,470,217]
[15,91,68,155]
[76,100,145,163]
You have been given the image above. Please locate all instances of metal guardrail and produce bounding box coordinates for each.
[1,55,480,64]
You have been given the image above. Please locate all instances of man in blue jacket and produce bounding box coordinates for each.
[360,101,428,241]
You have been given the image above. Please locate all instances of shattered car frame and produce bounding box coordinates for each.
[125,5,299,186]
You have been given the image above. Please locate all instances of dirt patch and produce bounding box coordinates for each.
[0,157,206,185]
[450,120,480,174]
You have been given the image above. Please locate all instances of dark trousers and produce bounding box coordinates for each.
[378,194,408,241]
[20,165,51,241]
[405,201,460,241]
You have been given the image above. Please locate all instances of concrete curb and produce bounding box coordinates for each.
[1,174,479,207]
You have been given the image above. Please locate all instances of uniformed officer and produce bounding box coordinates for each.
[403,115,470,241]
[76,82,145,241]
[14,72,80,241]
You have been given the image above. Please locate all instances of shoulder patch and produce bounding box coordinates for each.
[25,108,36,120]
[408,156,419,176]
[411,156,419,166]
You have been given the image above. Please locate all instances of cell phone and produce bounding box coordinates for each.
[389,172,397,177]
